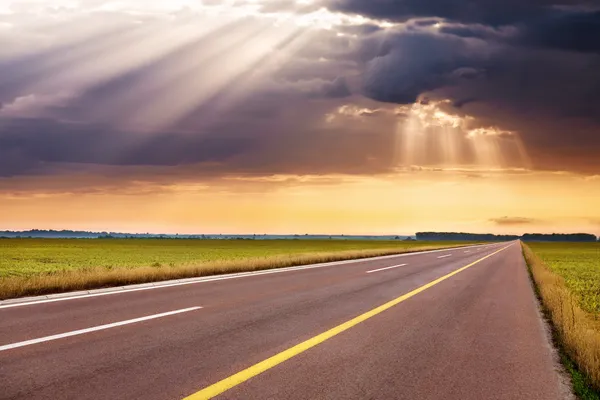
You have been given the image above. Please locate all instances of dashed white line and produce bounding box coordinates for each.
[464,251,471,253]
[0,306,202,352]
[366,264,408,274]
[437,254,452,259]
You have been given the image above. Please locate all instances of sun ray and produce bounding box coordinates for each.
[178,27,317,124]
[124,19,312,129]
[395,100,531,171]
[85,17,258,125]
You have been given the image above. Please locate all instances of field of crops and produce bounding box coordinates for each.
[0,238,464,278]
[0,238,469,299]
[528,242,600,315]
[525,241,600,397]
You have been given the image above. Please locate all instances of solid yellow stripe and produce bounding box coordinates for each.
[184,244,513,400]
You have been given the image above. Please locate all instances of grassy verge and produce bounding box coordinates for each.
[0,239,470,300]
[522,242,600,398]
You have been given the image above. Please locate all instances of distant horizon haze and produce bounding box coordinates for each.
[1,229,598,241]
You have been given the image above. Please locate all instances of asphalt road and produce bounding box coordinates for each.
[0,241,570,400]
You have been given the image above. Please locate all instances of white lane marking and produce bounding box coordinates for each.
[437,254,452,259]
[464,251,471,253]
[0,307,202,352]
[366,264,408,274]
[0,243,500,310]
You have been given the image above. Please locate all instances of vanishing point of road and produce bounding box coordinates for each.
[0,241,571,399]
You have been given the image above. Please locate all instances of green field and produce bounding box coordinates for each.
[525,242,600,396]
[0,238,470,299]
[528,242,600,315]
[0,239,464,278]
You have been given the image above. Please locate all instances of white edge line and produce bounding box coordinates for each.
[0,306,202,352]
[366,264,408,274]
[0,243,502,309]
[437,254,452,259]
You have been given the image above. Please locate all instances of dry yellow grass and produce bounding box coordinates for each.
[0,244,455,300]
[522,243,600,390]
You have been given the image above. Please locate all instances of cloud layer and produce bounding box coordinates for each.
[0,0,599,192]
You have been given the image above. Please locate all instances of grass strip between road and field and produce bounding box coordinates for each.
[522,243,600,399]
[0,242,473,300]
[183,244,512,400]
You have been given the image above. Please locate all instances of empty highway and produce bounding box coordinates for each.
[0,242,570,399]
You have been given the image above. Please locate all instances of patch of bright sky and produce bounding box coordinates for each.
[2,0,399,29]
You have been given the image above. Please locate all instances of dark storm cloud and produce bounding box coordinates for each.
[1,0,600,186]
[337,23,383,35]
[429,42,600,173]
[333,4,600,173]
[0,117,257,175]
[360,31,489,103]
[318,76,352,98]
[0,96,396,179]
[438,24,513,41]
[326,0,592,25]
[353,7,600,104]
[516,10,600,53]
[0,9,369,181]
[0,118,228,175]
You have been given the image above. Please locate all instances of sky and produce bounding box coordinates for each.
[0,0,599,235]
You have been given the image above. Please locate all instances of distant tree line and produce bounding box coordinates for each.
[520,233,597,242]
[2,229,597,242]
[0,230,411,241]
[416,232,598,242]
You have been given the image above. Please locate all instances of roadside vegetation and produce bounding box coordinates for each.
[523,242,600,398]
[0,239,470,299]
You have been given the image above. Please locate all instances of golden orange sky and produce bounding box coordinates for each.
[2,170,598,235]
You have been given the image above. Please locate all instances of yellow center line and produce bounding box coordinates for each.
[183,244,513,400]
